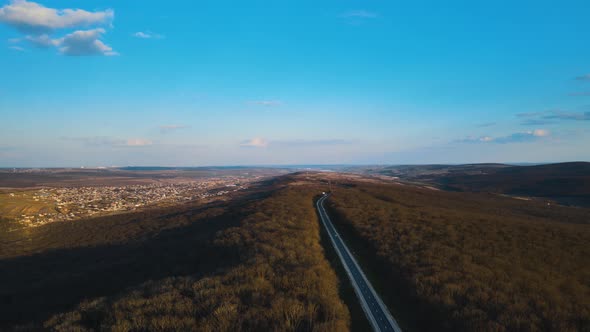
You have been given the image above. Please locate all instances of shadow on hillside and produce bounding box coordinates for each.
[0,208,241,329]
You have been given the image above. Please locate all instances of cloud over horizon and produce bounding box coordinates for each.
[456,129,550,144]
[240,138,269,148]
[273,139,354,147]
[61,136,153,147]
[126,138,153,147]
[239,138,353,149]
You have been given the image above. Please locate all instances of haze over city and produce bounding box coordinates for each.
[1,0,589,167]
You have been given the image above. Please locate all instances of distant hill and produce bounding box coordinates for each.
[437,162,590,206]
[0,167,289,188]
[374,163,511,178]
[350,162,590,207]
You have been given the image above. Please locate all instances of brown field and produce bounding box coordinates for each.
[0,191,57,221]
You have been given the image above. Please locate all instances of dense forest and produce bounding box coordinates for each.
[1,180,350,331]
[326,181,590,331]
[3,172,589,331]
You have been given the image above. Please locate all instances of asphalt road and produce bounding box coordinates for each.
[317,194,402,332]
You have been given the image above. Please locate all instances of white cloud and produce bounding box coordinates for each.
[133,31,150,39]
[273,139,354,147]
[0,0,113,33]
[126,139,153,147]
[533,129,550,137]
[57,28,116,56]
[457,136,493,143]
[239,138,352,149]
[62,136,153,147]
[456,129,551,144]
[26,33,57,47]
[133,31,163,39]
[8,45,24,51]
[0,1,116,56]
[240,138,269,148]
[23,29,115,56]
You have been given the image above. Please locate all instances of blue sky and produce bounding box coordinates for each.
[0,0,589,167]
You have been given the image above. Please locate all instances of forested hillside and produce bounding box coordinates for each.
[1,180,350,331]
[326,181,590,331]
[4,172,589,331]
[354,162,590,207]
[438,162,590,207]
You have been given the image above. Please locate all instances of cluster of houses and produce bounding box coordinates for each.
[14,177,253,227]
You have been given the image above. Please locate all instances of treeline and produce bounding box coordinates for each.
[42,185,350,331]
[326,182,590,331]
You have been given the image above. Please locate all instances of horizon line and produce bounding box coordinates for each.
[2,160,589,169]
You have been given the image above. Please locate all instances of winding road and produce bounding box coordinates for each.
[316,193,402,332]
